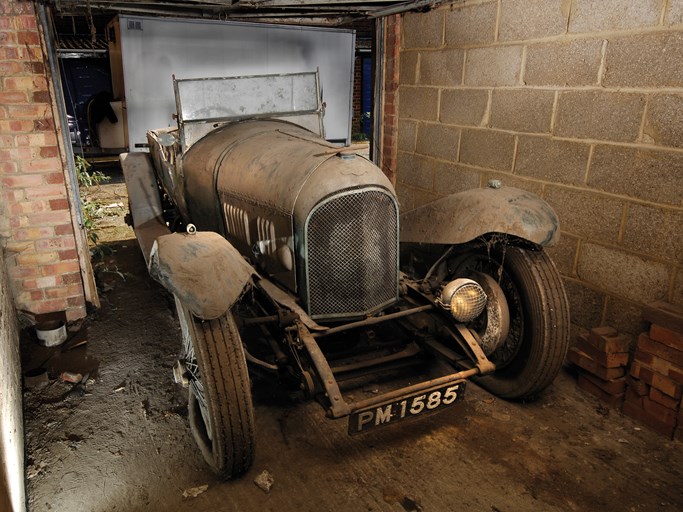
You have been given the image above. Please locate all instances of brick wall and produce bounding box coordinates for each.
[396,0,683,336]
[352,55,362,136]
[379,14,401,182]
[0,0,88,321]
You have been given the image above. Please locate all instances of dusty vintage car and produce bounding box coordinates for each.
[121,72,569,479]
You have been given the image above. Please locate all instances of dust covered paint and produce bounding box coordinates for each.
[400,186,560,246]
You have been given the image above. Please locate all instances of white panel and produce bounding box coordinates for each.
[120,16,355,150]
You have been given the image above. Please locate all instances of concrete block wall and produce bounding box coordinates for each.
[395,0,683,336]
[0,0,88,321]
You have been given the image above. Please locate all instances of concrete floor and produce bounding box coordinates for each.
[21,239,683,512]
[20,176,683,511]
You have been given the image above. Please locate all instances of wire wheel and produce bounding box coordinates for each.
[449,245,570,400]
[176,297,255,479]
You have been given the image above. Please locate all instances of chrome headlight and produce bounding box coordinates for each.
[439,278,487,323]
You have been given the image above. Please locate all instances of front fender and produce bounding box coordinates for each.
[400,186,559,246]
[148,231,254,320]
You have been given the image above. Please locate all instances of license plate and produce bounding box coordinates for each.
[348,381,466,434]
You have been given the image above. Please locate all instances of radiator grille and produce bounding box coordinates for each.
[305,189,398,319]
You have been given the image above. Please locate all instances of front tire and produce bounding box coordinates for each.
[176,298,255,479]
[449,245,569,400]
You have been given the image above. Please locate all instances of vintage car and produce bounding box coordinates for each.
[121,72,569,479]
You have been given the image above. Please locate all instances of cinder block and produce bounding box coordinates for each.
[439,89,489,126]
[542,187,623,242]
[604,297,649,342]
[499,0,568,41]
[432,164,481,196]
[396,183,415,211]
[604,32,683,88]
[524,39,603,86]
[458,129,515,171]
[622,400,676,438]
[576,243,671,305]
[464,45,523,86]
[625,375,650,397]
[577,374,624,407]
[630,360,683,399]
[398,86,439,121]
[545,233,578,277]
[649,387,680,411]
[480,172,544,195]
[650,324,683,350]
[398,120,417,152]
[419,49,465,87]
[563,280,605,331]
[399,51,419,85]
[621,203,683,265]
[402,9,444,49]
[416,123,460,161]
[444,1,497,47]
[667,0,683,25]
[568,346,626,380]
[489,89,554,133]
[637,332,683,368]
[514,136,589,186]
[569,0,663,33]
[587,326,631,354]
[576,332,629,368]
[396,152,433,190]
[554,91,645,142]
[643,94,683,149]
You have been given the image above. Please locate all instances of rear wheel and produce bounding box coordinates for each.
[176,297,255,479]
[449,245,569,400]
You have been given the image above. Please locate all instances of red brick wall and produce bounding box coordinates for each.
[379,14,400,184]
[0,0,87,321]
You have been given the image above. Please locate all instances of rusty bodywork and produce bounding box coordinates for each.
[121,71,569,479]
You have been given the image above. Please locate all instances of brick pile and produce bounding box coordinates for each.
[568,326,631,407]
[623,302,683,439]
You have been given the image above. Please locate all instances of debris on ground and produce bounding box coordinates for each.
[182,484,208,499]
[254,470,275,493]
[60,371,83,384]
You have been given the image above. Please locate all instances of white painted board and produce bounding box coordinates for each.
[119,16,355,150]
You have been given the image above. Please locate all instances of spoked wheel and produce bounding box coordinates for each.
[175,297,255,479]
[448,244,569,400]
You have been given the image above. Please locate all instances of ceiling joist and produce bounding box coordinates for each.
[48,0,452,26]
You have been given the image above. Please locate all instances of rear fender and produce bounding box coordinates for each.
[149,231,254,320]
[400,186,560,247]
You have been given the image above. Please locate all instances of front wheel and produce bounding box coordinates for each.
[449,245,569,400]
[176,298,255,479]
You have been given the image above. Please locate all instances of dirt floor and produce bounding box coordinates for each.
[22,171,683,512]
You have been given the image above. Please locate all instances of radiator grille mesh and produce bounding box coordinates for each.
[306,189,398,318]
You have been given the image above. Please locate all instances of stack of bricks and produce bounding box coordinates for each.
[623,302,683,439]
[568,326,631,407]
